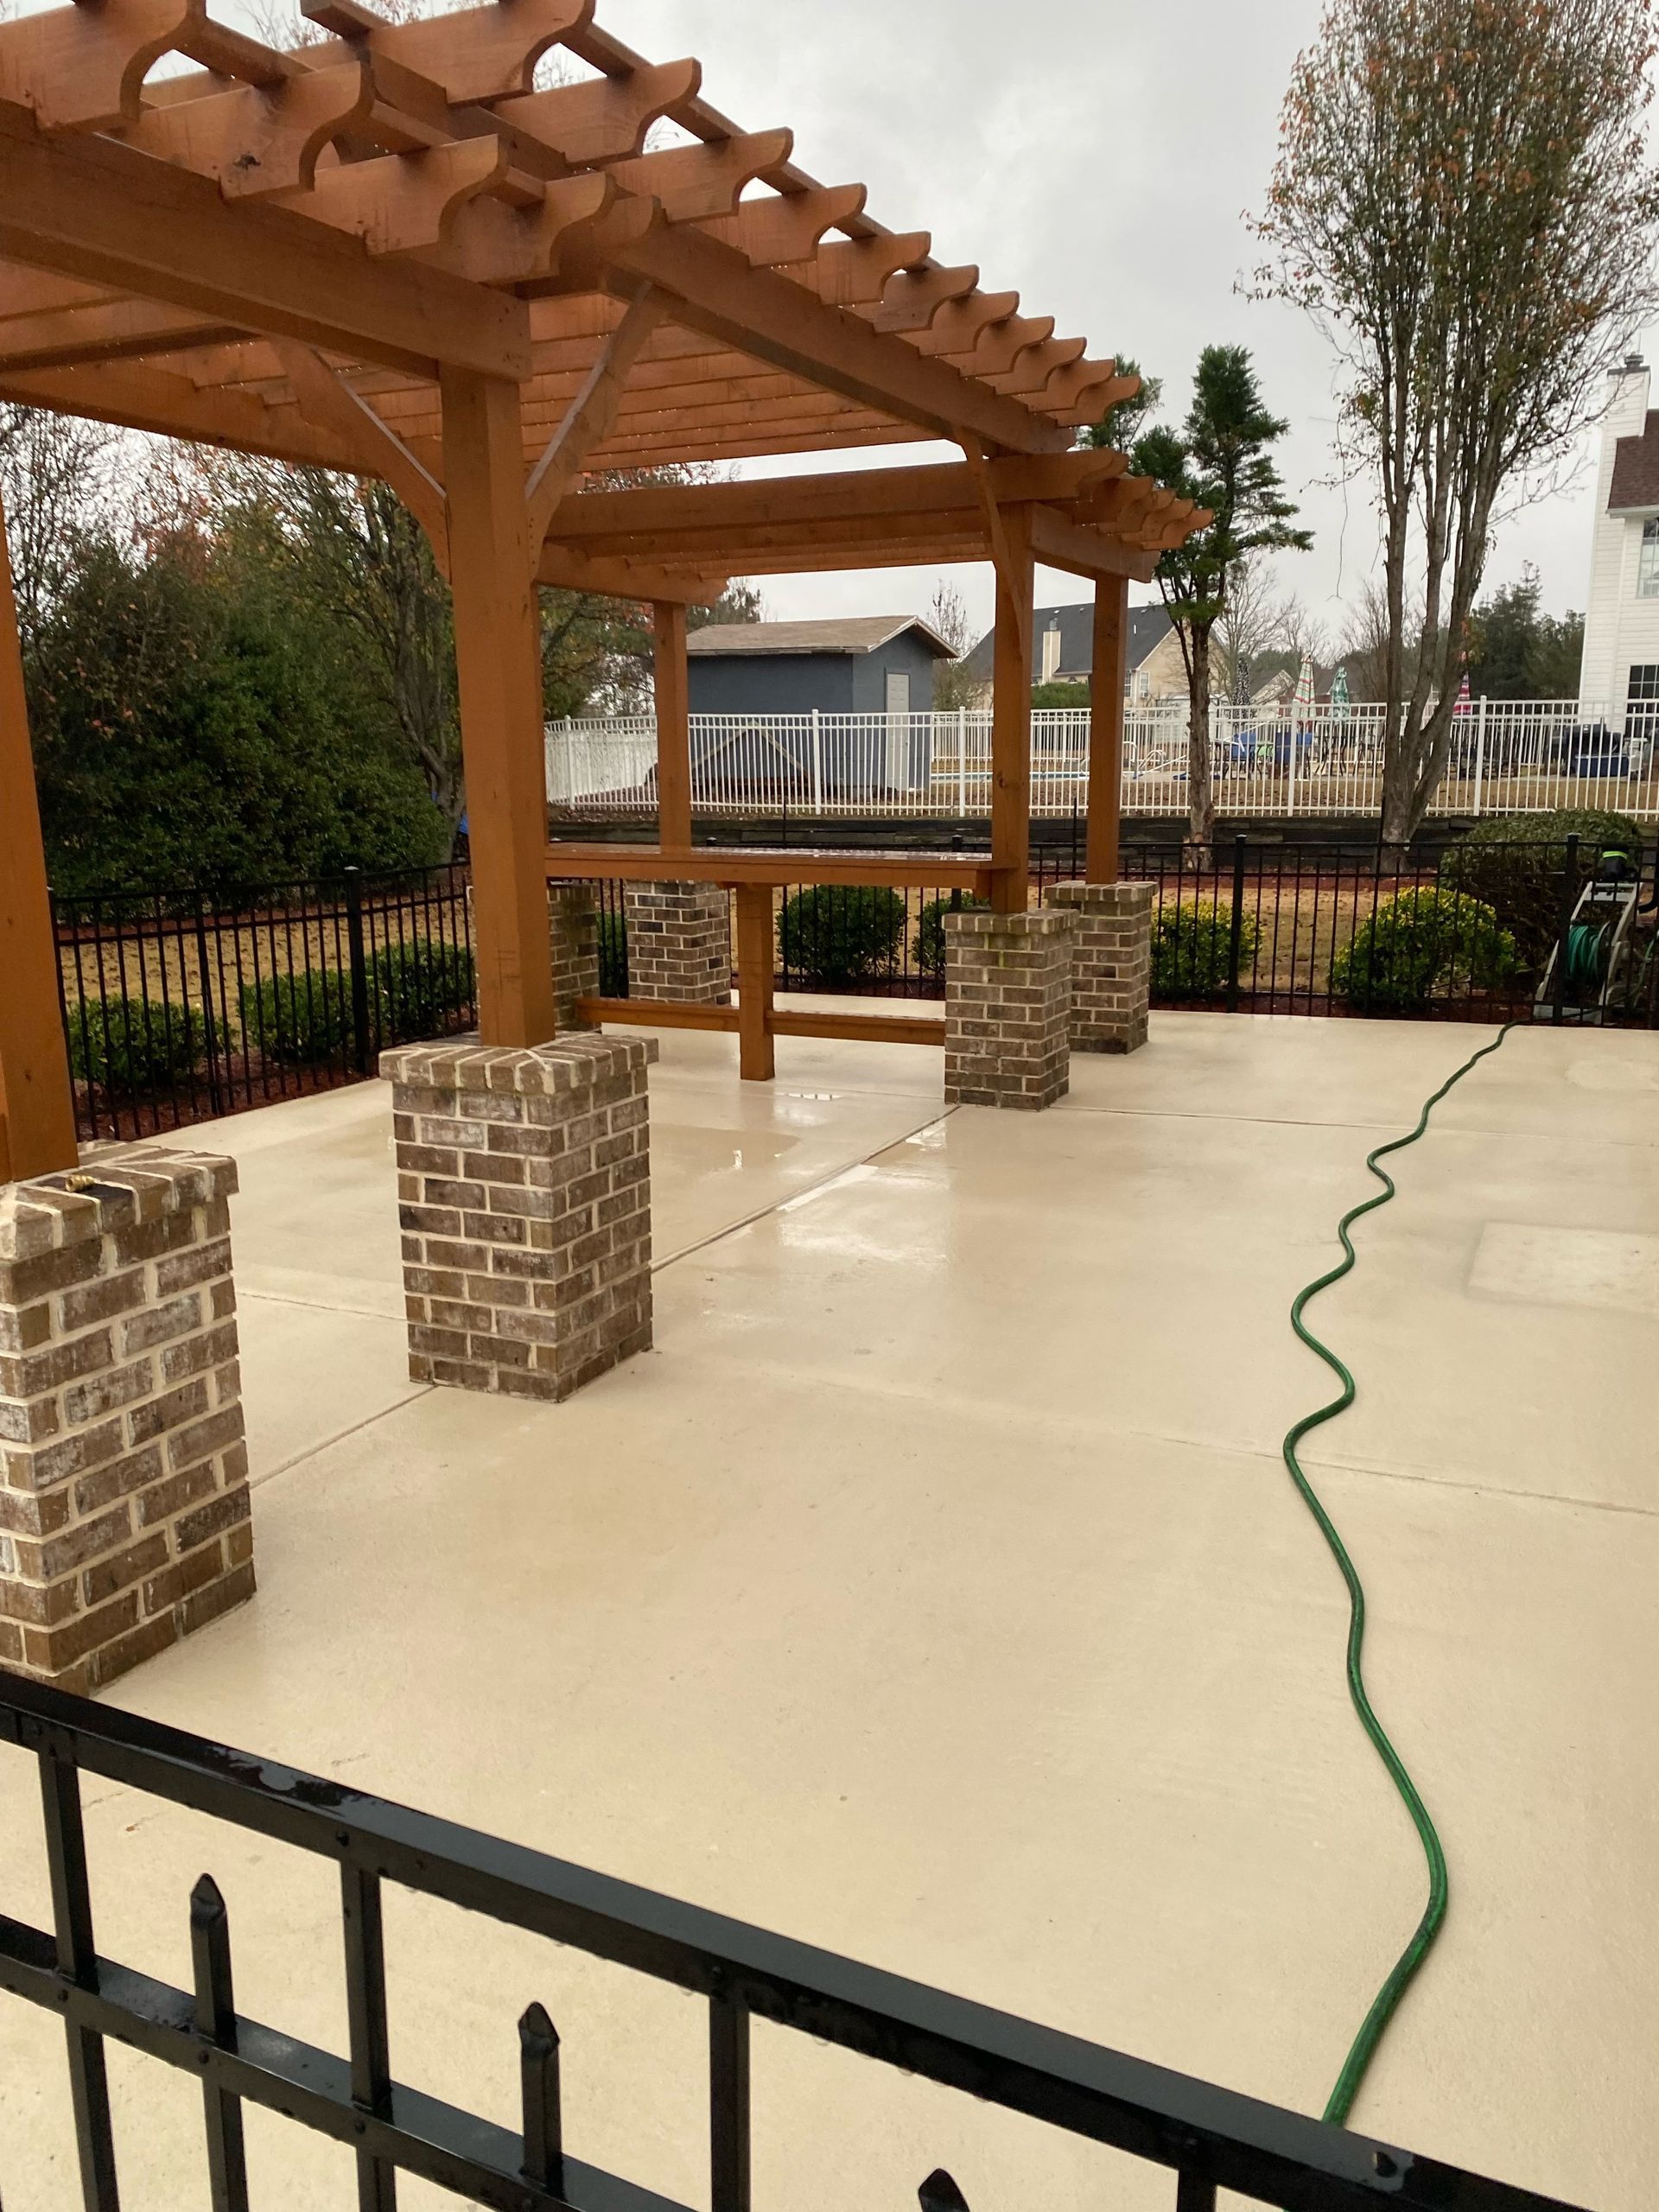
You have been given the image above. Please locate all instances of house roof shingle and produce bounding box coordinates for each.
[1608,412,1659,511]
[961,601,1172,683]
[685,616,955,658]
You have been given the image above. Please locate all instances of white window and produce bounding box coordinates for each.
[1638,518,1659,596]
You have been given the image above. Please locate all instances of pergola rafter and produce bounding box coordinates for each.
[0,0,1206,1166]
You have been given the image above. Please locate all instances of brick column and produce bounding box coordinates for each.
[548,884,600,1030]
[382,1036,656,1402]
[942,909,1075,1110]
[0,1148,251,1694]
[622,881,731,1002]
[1044,880,1154,1053]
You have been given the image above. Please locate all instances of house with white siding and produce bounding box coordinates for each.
[1578,353,1659,747]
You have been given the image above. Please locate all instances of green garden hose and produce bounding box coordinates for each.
[1564,920,1612,996]
[1282,1020,1518,2127]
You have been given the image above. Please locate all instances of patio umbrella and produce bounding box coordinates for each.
[1293,652,1316,728]
[1330,663,1351,722]
[1452,667,1472,715]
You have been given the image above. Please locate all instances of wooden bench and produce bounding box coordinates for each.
[548,844,990,1075]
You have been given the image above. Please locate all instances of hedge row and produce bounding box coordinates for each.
[68,937,474,1090]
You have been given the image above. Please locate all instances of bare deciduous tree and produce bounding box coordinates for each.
[927,578,982,710]
[0,404,116,652]
[1255,0,1659,847]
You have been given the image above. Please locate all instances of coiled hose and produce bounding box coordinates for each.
[1282,1021,1518,2126]
[1564,920,1613,996]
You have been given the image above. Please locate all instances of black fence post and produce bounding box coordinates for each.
[1225,835,1248,1013]
[193,891,226,1119]
[1553,832,1580,1022]
[345,869,373,1077]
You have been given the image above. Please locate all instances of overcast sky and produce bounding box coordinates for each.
[23,0,1647,655]
[594,0,1649,653]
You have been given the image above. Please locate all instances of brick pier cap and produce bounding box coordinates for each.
[380,1035,658,1404]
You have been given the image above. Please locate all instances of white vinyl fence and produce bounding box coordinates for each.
[546,699,1659,822]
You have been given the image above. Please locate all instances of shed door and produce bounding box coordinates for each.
[884,669,911,789]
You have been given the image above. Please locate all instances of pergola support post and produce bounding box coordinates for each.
[734,885,775,1082]
[1087,575,1128,884]
[653,600,692,852]
[988,503,1033,915]
[1044,574,1151,1053]
[0,489,77,1181]
[440,369,556,1049]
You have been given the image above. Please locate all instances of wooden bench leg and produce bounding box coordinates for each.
[734,884,775,1082]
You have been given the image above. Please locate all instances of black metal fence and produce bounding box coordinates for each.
[0,1669,1581,2212]
[584,833,1658,1030]
[1121,834,1657,1024]
[54,864,475,1142]
[47,836,1657,1148]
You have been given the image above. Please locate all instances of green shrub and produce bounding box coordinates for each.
[66,997,219,1094]
[779,885,906,985]
[238,969,353,1064]
[913,893,990,977]
[597,908,628,998]
[1151,898,1262,998]
[1440,808,1643,961]
[369,937,474,1044]
[1330,887,1517,1014]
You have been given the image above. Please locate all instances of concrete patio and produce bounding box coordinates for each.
[2,1011,1656,2210]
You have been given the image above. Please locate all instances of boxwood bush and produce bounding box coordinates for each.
[238,969,353,1065]
[67,997,219,1094]
[1439,808,1643,962]
[1151,897,1261,998]
[1329,887,1517,1014]
[779,885,906,985]
[369,937,475,1043]
[913,893,990,978]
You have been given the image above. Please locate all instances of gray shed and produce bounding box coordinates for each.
[684,615,954,797]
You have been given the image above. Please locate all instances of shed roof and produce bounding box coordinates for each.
[1608,413,1659,512]
[687,615,953,658]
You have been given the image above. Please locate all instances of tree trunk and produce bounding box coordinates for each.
[1185,627,1215,861]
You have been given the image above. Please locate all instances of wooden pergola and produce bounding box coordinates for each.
[0,0,1205,1176]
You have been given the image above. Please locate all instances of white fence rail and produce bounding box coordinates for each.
[545,700,1659,821]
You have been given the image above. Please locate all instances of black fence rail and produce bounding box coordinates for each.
[584,833,1658,1030]
[0,1669,1581,2212]
[54,864,475,1142]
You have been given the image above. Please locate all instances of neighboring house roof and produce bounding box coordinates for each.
[686,615,955,658]
[960,601,1173,683]
[1607,411,1659,511]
